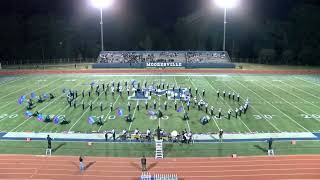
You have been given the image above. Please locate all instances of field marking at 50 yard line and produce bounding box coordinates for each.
[21,81,84,133]
[0,76,58,110]
[97,95,120,132]
[191,75,252,133]
[68,88,103,132]
[262,79,320,109]
[216,77,281,132]
[232,77,311,132]
[173,75,191,132]
[0,77,63,130]
[255,79,320,124]
[8,78,65,132]
[128,75,147,131]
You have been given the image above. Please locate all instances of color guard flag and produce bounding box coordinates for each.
[147,110,156,116]
[42,93,48,99]
[53,116,60,124]
[18,95,26,105]
[87,116,95,125]
[116,108,124,117]
[24,111,33,118]
[177,106,184,113]
[31,92,36,99]
[37,114,44,122]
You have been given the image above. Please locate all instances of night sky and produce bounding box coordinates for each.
[0,0,308,26]
[1,0,320,65]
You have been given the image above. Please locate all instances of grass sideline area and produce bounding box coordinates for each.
[0,140,320,157]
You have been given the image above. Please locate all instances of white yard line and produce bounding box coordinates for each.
[97,95,121,132]
[0,87,28,100]
[68,93,102,132]
[0,78,62,125]
[128,102,138,131]
[265,79,320,109]
[284,79,320,101]
[201,76,252,133]
[0,76,26,86]
[9,85,64,132]
[223,80,281,132]
[38,106,65,132]
[294,76,320,87]
[34,82,84,133]
[233,78,311,132]
[10,79,81,132]
[128,75,147,131]
[0,78,61,110]
[174,75,191,132]
[260,80,320,123]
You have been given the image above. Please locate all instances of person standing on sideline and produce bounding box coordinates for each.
[46,135,53,155]
[79,156,85,172]
[219,129,224,142]
[112,129,116,141]
[267,138,274,156]
[141,155,147,171]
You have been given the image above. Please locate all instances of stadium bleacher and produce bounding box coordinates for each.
[97,51,231,64]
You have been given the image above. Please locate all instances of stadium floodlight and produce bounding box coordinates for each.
[91,0,113,9]
[214,0,239,51]
[215,0,239,9]
[91,0,114,51]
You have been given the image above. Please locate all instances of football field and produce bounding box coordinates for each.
[0,73,320,134]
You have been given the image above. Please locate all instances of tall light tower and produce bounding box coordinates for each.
[214,0,239,51]
[91,0,114,52]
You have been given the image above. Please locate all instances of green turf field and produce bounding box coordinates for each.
[0,74,320,134]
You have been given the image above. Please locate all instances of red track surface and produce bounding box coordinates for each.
[1,154,320,180]
[1,68,320,75]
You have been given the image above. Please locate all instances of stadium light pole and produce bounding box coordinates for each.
[214,0,239,51]
[91,0,113,52]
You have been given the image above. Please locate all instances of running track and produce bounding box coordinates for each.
[1,154,320,180]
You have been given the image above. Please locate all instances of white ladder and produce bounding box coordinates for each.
[155,140,163,159]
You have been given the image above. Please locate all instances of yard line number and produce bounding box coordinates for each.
[253,115,275,120]
[301,114,320,119]
[0,114,18,119]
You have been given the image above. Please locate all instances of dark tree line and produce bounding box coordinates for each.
[0,0,319,65]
